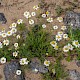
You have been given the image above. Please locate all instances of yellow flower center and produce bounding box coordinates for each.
[75,42,79,45]
[65,47,68,50]
[45,61,49,64]
[57,36,60,39]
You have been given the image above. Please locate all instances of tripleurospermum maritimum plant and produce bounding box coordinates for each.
[0,3,80,80]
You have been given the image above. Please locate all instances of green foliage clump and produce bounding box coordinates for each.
[67,27,80,60]
[19,25,54,61]
[43,60,67,80]
[54,60,67,80]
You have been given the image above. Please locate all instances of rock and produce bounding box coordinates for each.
[69,70,80,80]
[4,61,25,80]
[76,60,80,67]
[64,11,80,29]
[0,13,7,24]
[30,58,48,73]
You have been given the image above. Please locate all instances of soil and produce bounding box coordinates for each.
[0,65,5,80]
[25,69,43,80]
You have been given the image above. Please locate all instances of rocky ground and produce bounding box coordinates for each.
[0,0,80,80]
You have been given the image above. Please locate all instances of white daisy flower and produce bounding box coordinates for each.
[14,43,18,48]
[11,23,17,28]
[33,5,39,10]
[67,43,74,50]
[42,14,46,18]
[72,40,80,48]
[16,70,21,75]
[7,31,12,36]
[0,57,6,64]
[46,11,50,16]
[0,42,3,48]
[24,11,30,17]
[63,34,68,39]
[31,12,36,16]
[42,24,46,28]
[47,17,53,23]
[1,28,5,33]
[29,19,34,25]
[53,25,58,30]
[11,28,17,34]
[50,41,57,47]
[63,45,69,52]
[17,19,23,24]
[3,39,9,46]
[54,45,59,50]
[57,17,63,22]
[16,35,20,39]
[57,31,63,36]
[61,26,67,30]
[24,11,31,19]
[56,34,62,41]
[44,60,50,67]
[2,33,7,38]
[13,51,18,57]
[20,58,29,65]
[25,14,31,19]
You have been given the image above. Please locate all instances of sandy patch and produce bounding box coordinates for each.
[0,65,5,80]
[25,69,43,80]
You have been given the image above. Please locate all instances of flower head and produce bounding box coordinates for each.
[42,14,46,18]
[53,25,58,30]
[50,41,57,47]
[57,17,63,22]
[54,45,59,50]
[2,33,7,38]
[61,26,67,30]
[16,35,20,39]
[3,39,9,46]
[63,34,68,39]
[24,11,31,18]
[68,43,74,50]
[44,60,50,66]
[13,51,18,57]
[0,57,6,64]
[57,31,63,36]
[33,5,39,10]
[16,70,21,75]
[31,12,36,16]
[17,19,23,24]
[56,34,62,41]
[42,24,46,28]
[47,17,53,23]
[11,28,17,34]
[7,31,12,36]
[14,43,18,48]
[63,45,69,52]
[29,19,34,25]
[72,40,80,48]
[11,23,17,28]
[20,58,29,65]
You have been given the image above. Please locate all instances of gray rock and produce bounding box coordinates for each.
[64,11,80,29]
[76,60,80,67]
[4,61,25,80]
[30,58,48,73]
[69,70,80,80]
[0,13,7,24]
